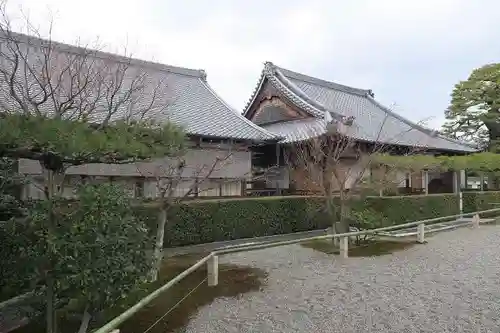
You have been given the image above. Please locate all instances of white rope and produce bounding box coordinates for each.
[142,277,207,333]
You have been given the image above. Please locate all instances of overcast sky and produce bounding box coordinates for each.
[6,0,500,129]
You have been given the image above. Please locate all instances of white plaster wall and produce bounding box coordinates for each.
[265,167,290,189]
[18,147,251,179]
[396,171,407,187]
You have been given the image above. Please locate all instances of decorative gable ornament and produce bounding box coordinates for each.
[326,120,338,135]
[324,110,333,123]
[342,115,355,126]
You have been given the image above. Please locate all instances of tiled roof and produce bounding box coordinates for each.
[245,62,477,152]
[0,32,277,142]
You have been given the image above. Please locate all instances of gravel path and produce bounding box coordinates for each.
[182,226,500,333]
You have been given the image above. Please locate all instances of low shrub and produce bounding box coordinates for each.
[134,193,461,248]
[358,194,459,225]
[462,191,500,213]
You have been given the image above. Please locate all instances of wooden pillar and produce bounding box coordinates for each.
[459,191,463,218]
[275,143,280,166]
[240,179,246,196]
[194,178,199,197]
[460,170,466,189]
[423,170,429,195]
[452,171,459,194]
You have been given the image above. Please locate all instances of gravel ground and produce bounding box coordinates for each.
[182,226,500,333]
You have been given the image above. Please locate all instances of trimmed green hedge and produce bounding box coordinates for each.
[463,191,500,213]
[134,197,327,248]
[357,194,459,225]
[134,194,461,248]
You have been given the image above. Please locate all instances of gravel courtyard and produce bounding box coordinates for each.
[182,225,500,332]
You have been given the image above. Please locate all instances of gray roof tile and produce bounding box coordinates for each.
[0,32,277,142]
[246,62,477,152]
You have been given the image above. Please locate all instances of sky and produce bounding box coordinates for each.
[5,0,500,129]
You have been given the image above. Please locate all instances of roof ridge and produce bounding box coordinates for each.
[367,96,435,134]
[198,79,280,141]
[243,67,267,117]
[243,61,352,123]
[435,132,478,149]
[366,96,477,150]
[1,31,206,78]
[269,64,327,117]
[272,63,372,97]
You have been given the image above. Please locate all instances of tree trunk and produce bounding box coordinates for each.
[46,275,54,333]
[77,306,92,333]
[325,197,336,230]
[45,168,57,333]
[149,207,167,282]
[324,196,338,246]
[337,191,350,234]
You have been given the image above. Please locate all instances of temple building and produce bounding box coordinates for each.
[243,62,476,195]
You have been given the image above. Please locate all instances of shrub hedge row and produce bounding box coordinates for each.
[462,191,500,213]
[134,197,328,248]
[134,193,473,248]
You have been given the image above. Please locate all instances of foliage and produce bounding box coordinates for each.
[0,157,32,299]
[0,114,186,169]
[373,152,500,173]
[442,63,500,149]
[0,157,26,220]
[134,197,327,247]
[356,194,459,225]
[47,184,152,314]
[134,194,460,248]
[0,14,186,332]
[462,191,500,213]
[0,216,43,300]
[1,185,152,322]
[348,208,390,230]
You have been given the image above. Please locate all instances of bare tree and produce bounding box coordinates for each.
[0,5,183,333]
[136,146,235,281]
[0,2,176,168]
[285,114,425,236]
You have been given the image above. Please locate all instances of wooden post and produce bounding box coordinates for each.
[423,170,429,195]
[240,179,246,196]
[417,223,425,243]
[339,236,348,258]
[207,255,219,287]
[275,142,280,166]
[453,171,459,194]
[472,214,480,228]
[459,191,463,218]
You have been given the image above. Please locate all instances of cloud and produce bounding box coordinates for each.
[5,0,500,129]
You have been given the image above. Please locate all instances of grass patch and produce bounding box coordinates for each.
[301,239,416,257]
[117,255,267,333]
[301,239,339,255]
[13,254,267,333]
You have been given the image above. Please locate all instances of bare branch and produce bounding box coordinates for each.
[0,6,168,126]
[284,112,433,233]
